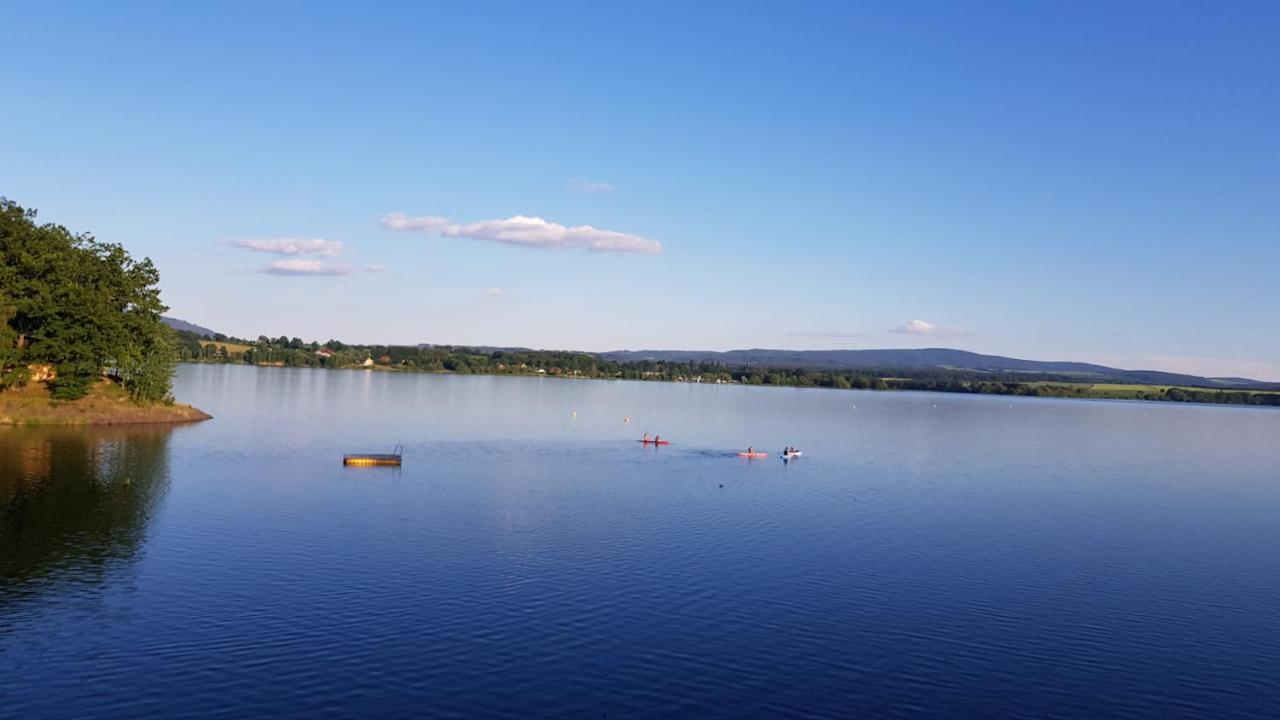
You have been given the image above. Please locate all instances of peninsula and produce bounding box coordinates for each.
[0,198,209,425]
[0,379,210,426]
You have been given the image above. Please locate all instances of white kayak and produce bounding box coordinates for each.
[782,451,802,459]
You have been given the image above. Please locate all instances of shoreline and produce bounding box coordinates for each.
[0,404,212,427]
[0,381,212,427]
[178,361,1280,409]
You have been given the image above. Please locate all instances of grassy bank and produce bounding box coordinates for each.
[0,379,211,426]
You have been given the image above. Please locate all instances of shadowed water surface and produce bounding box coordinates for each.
[3,364,1280,718]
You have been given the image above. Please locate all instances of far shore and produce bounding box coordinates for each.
[176,360,1280,409]
[0,380,211,427]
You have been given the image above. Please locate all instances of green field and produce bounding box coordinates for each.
[199,340,253,354]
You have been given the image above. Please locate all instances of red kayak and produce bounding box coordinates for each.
[638,439,670,445]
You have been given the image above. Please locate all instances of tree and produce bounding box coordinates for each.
[0,197,176,402]
[117,323,177,403]
[0,304,28,388]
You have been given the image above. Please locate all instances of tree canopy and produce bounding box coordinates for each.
[0,198,175,402]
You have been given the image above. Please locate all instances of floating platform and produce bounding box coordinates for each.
[343,454,401,467]
[344,444,403,467]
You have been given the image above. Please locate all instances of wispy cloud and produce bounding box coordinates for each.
[233,236,385,277]
[888,319,972,336]
[381,215,450,232]
[234,238,343,257]
[569,178,615,192]
[381,212,661,254]
[475,287,507,305]
[260,260,355,276]
[259,259,382,277]
[786,331,870,339]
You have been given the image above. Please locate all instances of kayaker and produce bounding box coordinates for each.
[654,434,661,443]
[643,432,650,442]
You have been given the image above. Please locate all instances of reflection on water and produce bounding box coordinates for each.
[0,426,174,602]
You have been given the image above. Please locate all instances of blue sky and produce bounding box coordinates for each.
[3,1,1278,378]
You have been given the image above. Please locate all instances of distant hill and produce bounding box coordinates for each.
[162,317,219,337]
[599,348,1277,390]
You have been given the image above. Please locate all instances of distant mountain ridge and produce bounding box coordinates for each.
[599,348,1277,390]
[162,317,219,337]
[163,316,1274,390]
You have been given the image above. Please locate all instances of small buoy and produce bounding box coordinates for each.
[719,484,724,488]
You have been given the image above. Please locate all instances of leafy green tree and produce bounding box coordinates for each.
[0,304,28,388]
[0,198,175,403]
[118,323,177,403]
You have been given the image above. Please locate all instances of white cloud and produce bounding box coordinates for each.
[887,319,972,336]
[234,238,343,257]
[470,287,510,306]
[889,319,938,334]
[233,237,385,276]
[380,214,450,232]
[261,259,357,277]
[569,179,615,192]
[381,212,661,254]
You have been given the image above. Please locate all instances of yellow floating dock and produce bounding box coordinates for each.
[343,454,401,467]
[343,445,403,466]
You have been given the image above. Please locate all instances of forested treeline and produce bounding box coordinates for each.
[178,331,1280,407]
[0,199,175,403]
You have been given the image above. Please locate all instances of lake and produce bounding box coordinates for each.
[3,364,1280,718]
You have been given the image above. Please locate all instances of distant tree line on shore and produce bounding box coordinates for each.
[0,199,175,403]
[177,331,1280,408]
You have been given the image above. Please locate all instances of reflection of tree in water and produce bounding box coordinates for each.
[0,426,174,599]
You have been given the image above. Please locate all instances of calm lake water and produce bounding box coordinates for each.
[3,364,1280,719]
